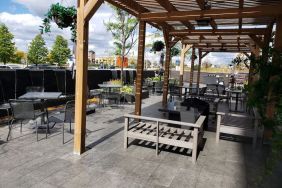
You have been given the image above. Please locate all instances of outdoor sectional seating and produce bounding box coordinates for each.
[124,114,206,163]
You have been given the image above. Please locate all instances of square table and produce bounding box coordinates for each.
[158,101,201,127]
[18,92,62,100]
[18,92,62,126]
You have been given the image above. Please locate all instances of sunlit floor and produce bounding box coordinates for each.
[0,95,281,188]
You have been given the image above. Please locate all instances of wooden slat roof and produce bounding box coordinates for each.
[105,0,282,52]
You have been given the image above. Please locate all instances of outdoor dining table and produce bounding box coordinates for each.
[181,83,207,99]
[225,88,243,112]
[98,84,122,93]
[158,101,201,125]
[18,92,62,126]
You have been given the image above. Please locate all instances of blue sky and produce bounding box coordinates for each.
[0,0,237,65]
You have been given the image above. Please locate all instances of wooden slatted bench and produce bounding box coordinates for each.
[124,114,206,163]
[216,108,261,148]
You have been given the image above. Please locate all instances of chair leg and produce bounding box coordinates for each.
[46,119,49,139]
[20,121,23,133]
[62,123,65,144]
[6,119,14,141]
[69,122,71,133]
[36,121,38,141]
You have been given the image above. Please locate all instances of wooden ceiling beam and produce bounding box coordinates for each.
[105,0,172,30]
[249,34,264,49]
[194,44,248,48]
[170,28,266,36]
[182,39,252,44]
[201,49,250,52]
[196,0,217,30]
[84,0,104,21]
[201,52,209,59]
[238,0,244,30]
[140,5,282,22]
[155,0,194,30]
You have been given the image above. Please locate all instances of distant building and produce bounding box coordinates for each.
[88,51,95,64]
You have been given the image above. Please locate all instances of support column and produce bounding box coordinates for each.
[266,17,282,119]
[247,44,260,85]
[134,21,146,115]
[196,49,202,94]
[162,31,171,106]
[179,44,192,86]
[74,0,89,155]
[189,47,195,94]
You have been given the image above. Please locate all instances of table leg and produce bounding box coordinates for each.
[235,93,239,111]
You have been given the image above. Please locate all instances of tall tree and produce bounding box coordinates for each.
[27,34,48,65]
[50,35,71,66]
[104,5,138,84]
[0,24,16,65]
[14,50,26,64]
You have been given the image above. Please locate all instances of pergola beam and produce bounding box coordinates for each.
[84,0,104,21]
[195,0,217,30]
[134,21,146,115]
[155,0,194,29]
[179,44,192,86]
[201,52,209,59]
[162,28,172,106]
[249,35,264,49]
[238,0,244,30]
[170,28,266,36]
[140,5,282,22]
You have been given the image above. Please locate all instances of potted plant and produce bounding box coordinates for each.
[40,3,77,42]
[120,85,135,103]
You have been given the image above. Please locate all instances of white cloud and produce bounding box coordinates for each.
[0,3,114,56]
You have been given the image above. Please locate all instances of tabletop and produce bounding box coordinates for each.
[19,92,62,100]
[225,88,243,93]
[98,84,122,88]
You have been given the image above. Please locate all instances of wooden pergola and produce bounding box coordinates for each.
[74,0,282,154]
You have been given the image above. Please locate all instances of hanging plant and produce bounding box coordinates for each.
[40,3,77,42]
[151,41,165,53]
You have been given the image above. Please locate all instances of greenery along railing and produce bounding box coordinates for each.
[246,47,282,180]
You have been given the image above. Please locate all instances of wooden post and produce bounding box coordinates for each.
[189,47,195,94]
[179,44,192,86]
[247,45,260,85]
[162,31,171,106]
[135,21,146,115]
[196,49,202,94]
[74,0,89,155]
[266,17,282,119]
[73,0,102,155]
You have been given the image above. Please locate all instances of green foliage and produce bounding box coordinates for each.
[40,3,77,42]
[104,5,138,56]
[231,53,250,69]
[171,46,180,57]
[151,41,165,53]
[27,34,48,65]
[120,85,134,94]
[0,24,16,65]
[13,50,26,64]
[49,35,71,66]
[247,47,282,180]
[104,5,138,84]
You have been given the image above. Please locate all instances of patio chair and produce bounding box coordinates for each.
[169,85,183,100]
[48,100,75,144]
[154,81,163,95]
[26,86,44,92]
[101,90,121,107]
[7,99,49,141]
[0,80,11,129]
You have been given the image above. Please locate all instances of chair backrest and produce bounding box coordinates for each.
[9,100,35,120]
[26,86,44,92]
[64,100,75,123]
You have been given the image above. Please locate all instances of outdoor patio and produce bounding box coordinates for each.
[0,95,280,188]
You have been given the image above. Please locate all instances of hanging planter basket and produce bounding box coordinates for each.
[151,41,165,53]
[40,3,77,41]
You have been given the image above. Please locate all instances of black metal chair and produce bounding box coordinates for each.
[154,81,163,95]
[7,99,49,141]
[48,100,75,144]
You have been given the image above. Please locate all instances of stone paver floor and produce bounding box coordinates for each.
[0,95,281,188]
